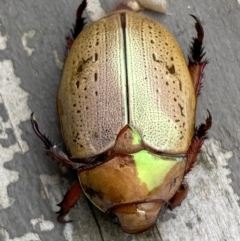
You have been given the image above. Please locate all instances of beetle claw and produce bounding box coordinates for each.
[30,113,53,149]
[190,15,204,42]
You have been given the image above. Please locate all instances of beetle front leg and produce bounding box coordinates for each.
[169,111,212,209]
[188,15,208,96]
[30,113,85,169]
[57,182,83,223]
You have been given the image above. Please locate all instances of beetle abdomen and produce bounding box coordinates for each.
[57,11,196,158]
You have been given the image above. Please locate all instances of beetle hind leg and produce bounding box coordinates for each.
[67,0,87,51]
[169,111,212,209]
[188,15,208,96]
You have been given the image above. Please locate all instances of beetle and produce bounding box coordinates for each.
[31,0,212,234]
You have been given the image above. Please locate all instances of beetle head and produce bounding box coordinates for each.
[109,200,166,233]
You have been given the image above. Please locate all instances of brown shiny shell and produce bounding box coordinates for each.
[57,10,196,159]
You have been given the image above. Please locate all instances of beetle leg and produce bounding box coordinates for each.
[188,15,208,96]
[169,111,211,209]
[56,182,83,223]
[30,113,86,169]
[168,180,189,210]
[66,0,87,51]
[185,110,212,174]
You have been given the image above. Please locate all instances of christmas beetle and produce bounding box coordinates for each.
[31,0,212,234]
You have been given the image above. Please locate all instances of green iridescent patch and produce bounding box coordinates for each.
[133,150,184,191]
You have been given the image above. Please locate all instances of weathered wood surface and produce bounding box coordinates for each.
[1,0,240,240]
